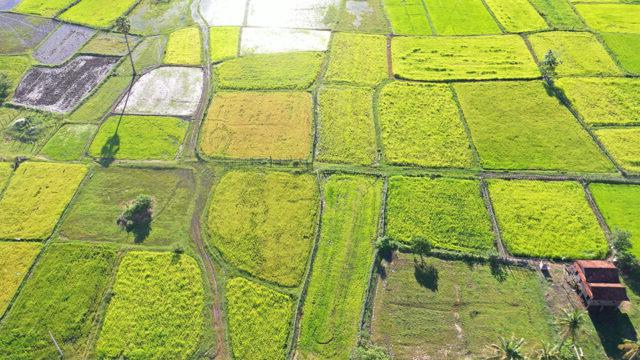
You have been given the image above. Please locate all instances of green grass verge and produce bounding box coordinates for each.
[14,0,75,16]
[424,0,500,35]
[386,176,495,254]
[226,277,294,360]
[39,124,96,160]
[488,179,608,259]
[590,183,640,258]
[392,35,539,81]
[600,33,640,74]
[164,27,201,65]
[58,0,139,28]
[574,4,640,33]
[0,162,87,240]
[557,78,640,126]
[527,0,586,29]
[528,31,621,76]
[67,75,131,123]
[59,167,194,247]
[484,0,548,32]
[298,175,382,359]
[210,27,239,62]
[324,33,388,86]
[207,170,318,287]
[0,242,41,316]
[382,0,431,35]
[96,251,205,359]
[379,81,474,168]
[89,115,188,160]
[0,243,117,359]
[316,86,377,165]
[372,255,555,358]
[215,52,324,90]
[595,127,640,174]
[454,81,614,173]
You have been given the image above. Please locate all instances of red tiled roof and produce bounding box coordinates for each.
[573,261,629,302]
[588,283,630,302]
[575,261,620,283]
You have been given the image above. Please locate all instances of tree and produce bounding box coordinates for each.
[541,49,560,85]
[116,194,153,231]
[534,342,563,360]
[558,308,586,347]
[412,237,432,262]
[619,339,640,360]
[349,345,391,360]
[612,229,638,272]
[376,236,399,254]
[487,336,526,360]
[115,16,136,77]
[0,71,10,103]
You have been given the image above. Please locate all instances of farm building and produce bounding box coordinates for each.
[569,260,629,309]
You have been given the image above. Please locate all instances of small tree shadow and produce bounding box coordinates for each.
[130,221,151,243]
[98,133,120,167]
[489,259,508,282]
[414,258,438,291]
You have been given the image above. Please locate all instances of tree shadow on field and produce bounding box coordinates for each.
[589,307,637,359]
[489,260,508,283]
[130,221,151,243]
[414,257,438,291]
[98,132,120,167]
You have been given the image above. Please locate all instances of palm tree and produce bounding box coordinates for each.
[619,339,640,360]
[535,342,562,360]
[486,336,526,360]
[557,308,586,347]
[115,16,136,76]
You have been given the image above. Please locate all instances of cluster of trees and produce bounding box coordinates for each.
[116,194,153,231]
[612,229,639,274]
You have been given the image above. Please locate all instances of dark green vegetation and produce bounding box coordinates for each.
[0,243,117,359]
[59,167,194,246]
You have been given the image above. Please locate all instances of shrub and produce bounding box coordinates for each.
[117,194,153,232]
[350,345,391,360]
[5,116,46,143]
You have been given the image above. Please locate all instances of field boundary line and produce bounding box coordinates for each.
[478,0,507,34]
[581,181,613,249]
[449,84,482,168]
[479,179,508,258]
[288,171,326,359]
[371,79,392,167]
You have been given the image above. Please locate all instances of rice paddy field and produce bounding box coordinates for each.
[1,0,639,358]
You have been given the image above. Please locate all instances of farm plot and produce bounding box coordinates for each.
[590,183,640,258]
[324,32,388,86]
[34,24,96,65]
[96,251,205,359]
[372,255,555,359]
[40,124,96,160]
[423,0,500,35]
[67,75,131,123]
[0,55,31,97]
[527,0,586,30]
[200,0,246,26]
[128,0,194,35]
[386,176,495,254]
[0,108,62,157]
[316,86,377,165]
[378,82,474,168]
[0,13,57,54]
[557,78,640,126]
[59,167,194,247]
[454,81,614,172]
[89,115,188,160]
[488,180,608,259]
[247,0,340,29]
[0,162,86,240]
[210,27,239,62]
[0,243,117,359]
[382,0,431,35]
[164,27,202,65]
[298,175,381,360]
[0,162,11,189]
[226,277,295,360]
[595,127,640,174]
[574,4,640,33]
[392,35,539,81]
[80,31,139,56]
[12,55,119,114]
[484,0,547,32]
[601,33,640,74]
[207,171,318,287]
[240,28,331,55]
[200,91,312,160]
[114,35,167,77]
[114,66,204,117]
[58,0,139,29]
[13,0,75,17]
[214,52,324,90]
[0,242,40,316]
[337,0,389,33]
[528,32,621,76]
